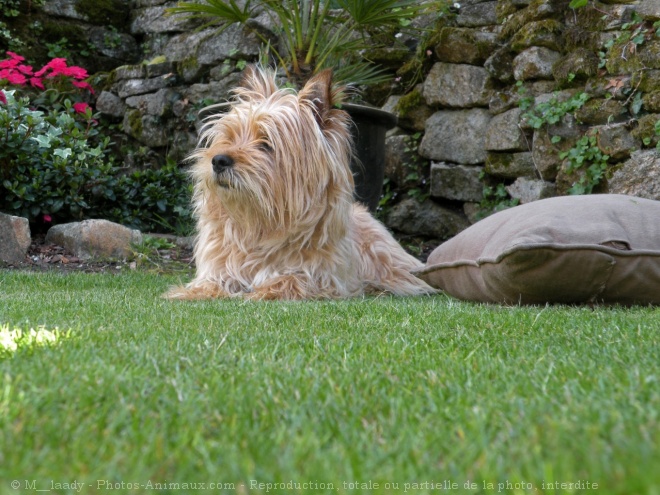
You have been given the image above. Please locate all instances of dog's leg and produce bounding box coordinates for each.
[164,280,231,300]
[246,275,316,300]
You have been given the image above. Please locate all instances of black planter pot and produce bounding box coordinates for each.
[198,102,397,212]
[343,103,397,212]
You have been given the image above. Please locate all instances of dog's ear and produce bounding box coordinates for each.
[299,69,342,127]
[238,65,277,100]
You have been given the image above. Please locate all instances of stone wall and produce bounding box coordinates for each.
[383,0,660,241]
[9,0,660,244]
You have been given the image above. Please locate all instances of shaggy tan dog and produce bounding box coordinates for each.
[166,66,435,300]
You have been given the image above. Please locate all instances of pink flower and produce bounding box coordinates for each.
[73,102,91,114]
[62,65,89,80]
[0,91,6,105]
[71,80,94,94]
[34,58,67,77]
[29,77,44,89]
[6,51,25,62]
[5,72,27,85]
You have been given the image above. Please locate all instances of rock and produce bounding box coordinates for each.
[642,90,660,112]
[552,48,599,84]
[592,125,640,161]
[419,109,492,164]
[383,91,434,132]
[130,2,198,34]
[0,213,31,264]
[531,126,577,181]
[96,91,127,118]
[430,162,484,202]
[115,74,178,98]
[423,62,492,108]
[510,20,563,52]
[45,220,142,260]
[384,135,419,186]
[484,108,529,151]
[114,64,147,81]
[637,0,660,20]
[608,150,660,200]
[485,152,537,178]
[42,0,87,20]
[182,74,243,105]
[88,27,140,62]
[434,28,500,65]
[125,88,180,117]
[385,198,470,240]
[123,109,170,147]
[506,177,556,204]
[164,25,261,66]
[574,98,629,125]
[513,47,561,81]
[456,1,498,26]
[485,47,516,83]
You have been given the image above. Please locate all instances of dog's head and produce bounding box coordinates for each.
[192,66,355,232]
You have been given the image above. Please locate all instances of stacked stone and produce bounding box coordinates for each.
[383,0,660,238]
[94,0,265,160]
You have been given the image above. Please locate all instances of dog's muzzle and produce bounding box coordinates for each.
[212,154,235,188]
[212,154,234,173]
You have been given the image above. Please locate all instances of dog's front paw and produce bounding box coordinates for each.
[163,281,230,300]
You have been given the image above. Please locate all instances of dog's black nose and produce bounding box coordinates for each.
[212,154,234,173]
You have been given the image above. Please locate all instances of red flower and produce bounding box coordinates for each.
[6,51,25,62]
[71,80,94,94]
[73,102,91,114]
[29,77,44,90]
[5,72,27,85]
[0,91,6,105]
[63,65,89,80]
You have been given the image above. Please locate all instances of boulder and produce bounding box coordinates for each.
[608,150,660,200]
[593,125,640,161]
[0,213,31,264]
[513,47,561,81]
[385,198,470,240]
[485,152,537,178]
[484,107,529,151]
[423,62,492,108]
[45,220,142,260]
[96,91,127,118]
[434,28,499,65]
[130,2,198,34]
[430,162,484,202]
[506,177,556,204]
[384,135,419,186]
[419,109,491,164]
[456,1,498,27]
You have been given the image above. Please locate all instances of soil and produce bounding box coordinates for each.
[2,234,435,274]
[2,234,195,274]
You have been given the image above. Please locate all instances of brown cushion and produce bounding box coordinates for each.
[412,194,660,305]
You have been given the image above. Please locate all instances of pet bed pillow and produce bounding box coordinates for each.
[412,194,660,305]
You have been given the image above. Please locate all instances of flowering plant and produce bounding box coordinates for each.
[0,51,94,115]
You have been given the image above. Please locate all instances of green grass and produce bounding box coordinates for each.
[0,271,659,495]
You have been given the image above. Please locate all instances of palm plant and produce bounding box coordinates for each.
[168,0,443,88]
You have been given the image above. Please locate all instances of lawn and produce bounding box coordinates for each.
[0,270,658,495]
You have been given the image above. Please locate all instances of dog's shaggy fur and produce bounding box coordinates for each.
[166,67,435,300]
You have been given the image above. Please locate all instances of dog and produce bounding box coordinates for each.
[166,66,435,300]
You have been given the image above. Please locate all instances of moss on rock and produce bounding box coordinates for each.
[75,0,127,27]
[575,98,629,125]
[631,113,660,147]
[552,48,599,84]
[510,19,563,52]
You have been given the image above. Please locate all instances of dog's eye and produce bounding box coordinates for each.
[258,141,273,153]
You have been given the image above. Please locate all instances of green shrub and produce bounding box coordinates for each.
[0,90,192,233]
